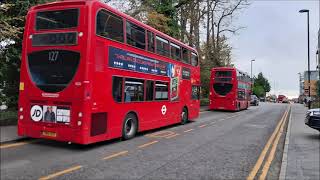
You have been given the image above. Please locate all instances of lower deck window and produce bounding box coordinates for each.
[112,77,123,102]
[238,90,245,100]
[155,81,169,100]
[124,78,144,102]
[192,86,200,100]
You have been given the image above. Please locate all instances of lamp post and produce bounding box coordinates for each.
[298,72,302,96]
[317,50,319,78]
[299,9,311,109]
[251,59,255,93]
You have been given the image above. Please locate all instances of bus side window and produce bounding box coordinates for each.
[156,36,170,57]
[146,80,154,101]
[112,76,123,102]
[182,48,190,64]
[191,52,198,66]
[147,31,155,52]
[192,85,200,100]
[96,10,124,42]
[238,90,245,100]
[155,81,168,100]
[170,42,181,61]
[126,21,145,50]
[124,78,144,102]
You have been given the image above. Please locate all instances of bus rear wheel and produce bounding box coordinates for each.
[181,108,188,125]
[122,113,138,140]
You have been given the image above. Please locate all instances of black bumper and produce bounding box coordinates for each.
[305,115,320,130]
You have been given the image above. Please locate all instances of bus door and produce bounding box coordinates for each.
[190,85,200,119]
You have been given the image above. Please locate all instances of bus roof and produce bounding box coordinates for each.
[30,0,197,53]
[211,67,236,71]
[211,67,250,76]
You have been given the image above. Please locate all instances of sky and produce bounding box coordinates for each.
[229,0,319,98]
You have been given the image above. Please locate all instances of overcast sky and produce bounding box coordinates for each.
[229,0,319,98]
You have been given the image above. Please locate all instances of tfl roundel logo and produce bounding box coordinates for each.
[161,105,167,115]
[30,105,43,122]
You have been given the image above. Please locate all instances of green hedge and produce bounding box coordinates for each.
[200,98,209,106]
[0,110,17,121]
[311,101,320,109]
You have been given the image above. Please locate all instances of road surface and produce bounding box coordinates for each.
[1,103,289,180]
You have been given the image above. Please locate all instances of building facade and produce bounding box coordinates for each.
[304,70,319,97]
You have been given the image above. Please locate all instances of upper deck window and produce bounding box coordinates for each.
[191,52,198,66]
[215,70,232,82]
[96,10,124,42]
[36,9,79,30]
[170,43,181,61]
[182,48,190,64]
[126,21,146,50]
[156,36,169,57]
[215,71,232,77]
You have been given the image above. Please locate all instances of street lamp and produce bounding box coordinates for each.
[299,9,311,109]
[251,59,255,92]
[317,50,319,80]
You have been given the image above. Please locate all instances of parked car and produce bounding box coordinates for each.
[259,97,265,102]
[305,108,320,131]
[250,95,259,106]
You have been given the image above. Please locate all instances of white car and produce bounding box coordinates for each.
[305,108,320,131]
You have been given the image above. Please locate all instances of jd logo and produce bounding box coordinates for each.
[30,105,43,122]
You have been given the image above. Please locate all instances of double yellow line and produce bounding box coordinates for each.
[247,106,290,180]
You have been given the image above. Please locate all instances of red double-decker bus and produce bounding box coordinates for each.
[209,67,251,111]
[17,0,200,144]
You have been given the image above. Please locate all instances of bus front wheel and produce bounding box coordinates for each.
[122,113,138,140]
[181,108,188,125]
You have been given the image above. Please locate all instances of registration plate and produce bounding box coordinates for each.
[42,131,57,137]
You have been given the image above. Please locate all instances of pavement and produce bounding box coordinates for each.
[200,105,209,112]
[1,103,289,179]
[281,104,320,180]
[0,126,25,144]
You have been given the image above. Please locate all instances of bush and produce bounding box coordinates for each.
[0,110,17,121]
[311,101,320,109]
[200,98,209,106]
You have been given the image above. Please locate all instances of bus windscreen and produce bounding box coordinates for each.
[28,50,80,93]
[36,9,79,30]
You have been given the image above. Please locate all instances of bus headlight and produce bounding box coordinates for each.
[19,115,24,120]
[19,107,23,112]
[77,120,82,126]
[78,112,83,118]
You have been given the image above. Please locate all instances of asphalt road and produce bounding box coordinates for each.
[1,102,288,180]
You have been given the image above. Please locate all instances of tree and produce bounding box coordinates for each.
[253,85,265,98]
[253,72,271,97]
[124,0,180,38]
[0,0,54,109]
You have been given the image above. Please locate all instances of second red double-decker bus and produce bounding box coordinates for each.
[209,67,251,111]
[17,0,200,144]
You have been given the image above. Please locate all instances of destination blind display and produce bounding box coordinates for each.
[32,32,78,46]
[109,47,169,76]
